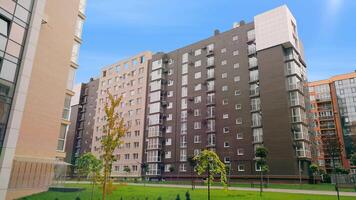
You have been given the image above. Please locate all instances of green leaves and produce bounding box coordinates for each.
[193,150,227,187]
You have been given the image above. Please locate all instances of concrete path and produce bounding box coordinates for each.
[66,181,356,197]
[127,183,356,197]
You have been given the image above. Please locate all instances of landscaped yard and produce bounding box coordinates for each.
[21,184,355,200]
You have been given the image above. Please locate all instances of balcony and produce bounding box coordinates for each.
[294,132,309,141]
[250,89,259,97]
[247,30,255,42]
[320,124,336,129]
[248,45,256,55]
[288,83,304,92]
[206,96,215,105]
[206,50,214,56]
[207,59,215,68]
[319,116,334,121]
[253,136,263,144]
[207,73,215,80]
[249,60,258,69]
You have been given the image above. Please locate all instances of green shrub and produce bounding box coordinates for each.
[75,197,80,200]
[185,191,191,200]
[176,194,180,200]
[157,196,162,200]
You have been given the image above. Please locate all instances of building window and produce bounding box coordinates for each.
[74,17,84,38]
[234,76,240,82]
[221,60,227,65]
[221,48,226,53]
[234,63,240,69]
[222,99,228,105]
[236,132,243,139]
[195,72,201,79]
[179,163,187,172]
[194,122,201,129]
[71,41,81,63]
[165,151,171,159]
[233,50,239,56]
[238,164,245,172]
[224,157,231,163]
[223,127,229,133]
[224,142,230,148]
[237,148,244,155]
[57,124,68,151]
[222,85,228,91]
[182,53,188,63]
[223,114,229,119]
[195,60,201,67]
[207,43,214,52]
[0,16,10,37]
[194,96,201,103]
[194,149,201,156]
[166,138,172,146]
[235,90,241,96]
[180,149,187,162]
[62,95,71,120]
[221,73,227,79]
[194,109,201,116]
[195,49,201,56]
[182,64,188,74]
[235,104,242,110]
[182,75,188,86]
[233,35,238,41]
[195,84,202,91]
[194,135,201,143]
[236,118,242,124]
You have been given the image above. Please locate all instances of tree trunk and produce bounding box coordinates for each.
[102,160,109,200]
[90,177,95,200]
[260,171,263,196]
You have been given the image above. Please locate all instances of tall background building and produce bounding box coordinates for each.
[91,52,152,179]
[309,72,356,174]
[0,0,86,199]
[144,5,312,182]
[65,78,99,176]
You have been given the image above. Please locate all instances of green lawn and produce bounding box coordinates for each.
[101,179,356,192]
[21,184,355,200]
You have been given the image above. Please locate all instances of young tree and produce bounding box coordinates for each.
[309,164,319,184]
[77,153,103,200]
[255,147,268,197]
[187,156,197,190]
[194,150,227,200]
[101,93,127,200]
[141,163,149,185]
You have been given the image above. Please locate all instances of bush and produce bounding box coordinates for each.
[176,194,180,200]
[185,191,191,200]
[75,197,80,200]
[157,196,162,200]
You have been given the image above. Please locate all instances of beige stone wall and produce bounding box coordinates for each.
[15,0,81,159]
[92,51,152,178]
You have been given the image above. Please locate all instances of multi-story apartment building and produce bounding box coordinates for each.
[144,5,312,182]
[0,0,87,199]
[309,72,356,174]
[92,52,152,178]
[65,78,99,175]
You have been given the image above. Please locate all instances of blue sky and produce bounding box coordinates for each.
[76,0,356,83]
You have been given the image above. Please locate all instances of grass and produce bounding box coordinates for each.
[21,184,355,200]
[93,179,355,192]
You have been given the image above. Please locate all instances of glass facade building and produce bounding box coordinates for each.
[0,0,34,155]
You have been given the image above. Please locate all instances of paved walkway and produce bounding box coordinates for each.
[66,181,356,197]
